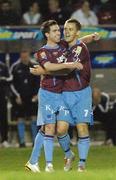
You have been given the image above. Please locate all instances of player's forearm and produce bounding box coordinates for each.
[49,69,74,76]
[44,62,83,71]
[80,35,93,43]
[30,65,49,75]
[44,62,76,71]
[30,65,73,76]
[80,32,100,43]
[64,62,83,70]
[32,62,83,76]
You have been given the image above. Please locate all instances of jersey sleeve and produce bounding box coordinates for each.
[35,49,49,67]
[81,42,90,63]
[60,39,68,48]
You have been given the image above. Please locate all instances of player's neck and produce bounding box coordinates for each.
[68,39,77,47]
[47,40,58,47]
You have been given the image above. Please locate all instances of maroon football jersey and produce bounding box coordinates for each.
[63,42,91,91]
[36,44,67,93]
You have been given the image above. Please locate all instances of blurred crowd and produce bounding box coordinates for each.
[0,0,116,26]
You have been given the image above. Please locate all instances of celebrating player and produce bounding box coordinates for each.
[25,19,100,172]
[25,19,83,172]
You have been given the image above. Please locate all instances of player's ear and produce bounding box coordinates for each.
[45,32,49,39]
[76,30,80,36]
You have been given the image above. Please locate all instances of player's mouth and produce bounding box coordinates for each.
[64,35,71,40]
[65,34,70,37]
[64,34,69,38]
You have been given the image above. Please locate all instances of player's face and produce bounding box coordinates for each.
[46,24,61,44]
[64,22,79,43]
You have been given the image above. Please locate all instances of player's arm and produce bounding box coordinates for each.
[30,65,74,76]
[30,63,83,75]
[34,50,83,75]
[80,32,100,44]
[30,65,48,75]
[43,61,83,72]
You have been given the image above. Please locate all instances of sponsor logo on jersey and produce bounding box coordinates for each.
[40,52,47,59]
[72,46,82,62]
[73,46,82,56]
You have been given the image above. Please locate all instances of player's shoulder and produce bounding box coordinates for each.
[73,41,88,54]
[59,39,68,48]
[36,46,47,54]
[34,46,48,59]
[79,41,88,48]
[79,41,89,53]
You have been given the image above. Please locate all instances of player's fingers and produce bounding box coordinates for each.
[30,68,36,73]
[94,32,100,40]
[33,65,40,68]
[30,68,34,71]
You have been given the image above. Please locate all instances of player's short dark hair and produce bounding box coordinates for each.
[41,20,58,38]
[65,19,81,31]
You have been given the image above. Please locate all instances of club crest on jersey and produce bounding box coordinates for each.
[40,52,47,59]
[56,54,67,63]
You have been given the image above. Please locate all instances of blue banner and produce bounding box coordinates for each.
[80,26,116,39]
[91,51,116,68]
[0,28,43,40]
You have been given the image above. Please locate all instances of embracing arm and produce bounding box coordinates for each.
[30,62,83,76]
[80,32,100,44]
[30,65,48,75]
[43,61,83,71]
[30,66,74,76]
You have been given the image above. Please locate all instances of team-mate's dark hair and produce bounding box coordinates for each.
[65,19,81,31]
[41,20,58,38]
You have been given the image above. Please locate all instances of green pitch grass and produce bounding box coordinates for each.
[0,146,116,180]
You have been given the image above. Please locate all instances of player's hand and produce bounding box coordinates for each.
[74,62,83,70]
[30,65,47,75]
[30,67,39,75]
[92,32,100,41]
